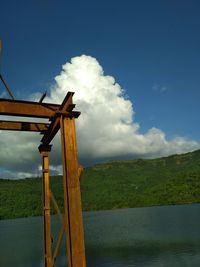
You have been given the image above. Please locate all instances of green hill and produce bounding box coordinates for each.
[1,149,200,219]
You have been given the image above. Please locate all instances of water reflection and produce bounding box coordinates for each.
[1,204,200,266]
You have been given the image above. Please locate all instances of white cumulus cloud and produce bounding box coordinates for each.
[0,55,199,178]
[46,55,199,161]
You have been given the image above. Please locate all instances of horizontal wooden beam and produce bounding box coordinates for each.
[0,98,61,118]
[41,92,78,145]
[0,120,49,132]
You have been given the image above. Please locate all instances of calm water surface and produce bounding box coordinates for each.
[1,204,200,267]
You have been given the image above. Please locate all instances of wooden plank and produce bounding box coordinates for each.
[60,116,86,267]
[0,120,49,132]
[41,92,77,145]
[0,98,60,118]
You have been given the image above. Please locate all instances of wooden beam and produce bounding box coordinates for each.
[41,92,78,145]
[60,116,86,267]
[39,145,52,267]
[0,120,49,132]
[0,98,60,118]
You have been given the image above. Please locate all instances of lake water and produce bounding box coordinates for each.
[1,204,200,267]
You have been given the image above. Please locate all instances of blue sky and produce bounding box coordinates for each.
[0,0,200,178]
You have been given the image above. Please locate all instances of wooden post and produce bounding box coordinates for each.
[39,144,52,267]
[60,116,86,267]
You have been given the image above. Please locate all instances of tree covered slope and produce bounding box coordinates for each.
[1,150,200,219]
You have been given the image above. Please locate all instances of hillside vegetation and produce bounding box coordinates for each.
[1,150,200,219]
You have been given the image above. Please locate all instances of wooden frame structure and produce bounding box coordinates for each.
[0,92,86,267]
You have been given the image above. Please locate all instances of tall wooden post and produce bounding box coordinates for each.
[39,144,52,267]
[60,116,86,267]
